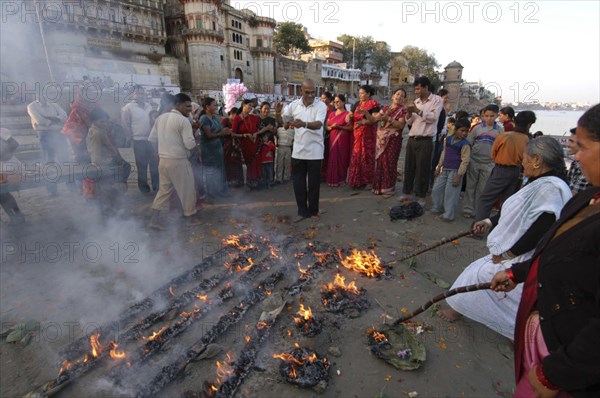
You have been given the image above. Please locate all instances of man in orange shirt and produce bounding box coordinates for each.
[474,111,535,221]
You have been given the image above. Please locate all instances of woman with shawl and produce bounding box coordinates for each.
[490,105,600,398]
[439,137,572,343]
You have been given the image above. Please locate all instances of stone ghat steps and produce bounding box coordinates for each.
[1,103,41,155]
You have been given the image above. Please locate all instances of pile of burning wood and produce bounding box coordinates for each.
[26,233,393,398]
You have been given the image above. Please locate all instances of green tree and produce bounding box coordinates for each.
[337,35,374,70]
[370,42,392,74]
[273,22,310,56]
[399,45,441,88]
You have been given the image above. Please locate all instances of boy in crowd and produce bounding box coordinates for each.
[474,110,535,220]
[259,134,276,189]
[462,104,503,218]
[431,118,471,221]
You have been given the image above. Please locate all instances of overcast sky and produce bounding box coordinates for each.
[232,0,600,104]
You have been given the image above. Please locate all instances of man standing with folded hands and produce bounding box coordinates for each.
[275,79,327,222]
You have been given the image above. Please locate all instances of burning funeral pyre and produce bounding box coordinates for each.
[321,274,370,314]
[273,343,330,388]
[24,232,399,398]
[338,248,386,278]
[293,304,322,337]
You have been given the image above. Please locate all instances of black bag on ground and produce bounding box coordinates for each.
[390,202,424,221]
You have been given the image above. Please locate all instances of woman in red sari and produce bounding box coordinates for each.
[372,88,407,197]
[231,100,272,189]
[347,85,380,189]
[222,107,244,187]
[325,94,353,187]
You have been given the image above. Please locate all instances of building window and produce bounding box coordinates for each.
[246,61,250,66]
[196,20,202,29]
[234,50,243,60]
[256,38,263,47]
[213,21,216,30]
[220,55,224,61]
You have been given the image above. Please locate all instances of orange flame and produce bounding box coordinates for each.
[269,246,281,259]
[265,289,272,296]
[293,304,313,324]
[222,234,256,251]
[289,366,297,379]
[323,274,361,295]
[109,341,126,359]
[272,352,304,366]
[272,344,321,377]
[236,258,253,272]
[215,352,235,385]
[314,252,329,264]
[245,335,250,344]
[145,325,168,341]
[339,248,384,277]
[90,333,102,358]
[58,359,72,376]
[197,294,208,301]
[298,263,309,276]
[256,321,268,330]
[367,328,388,343]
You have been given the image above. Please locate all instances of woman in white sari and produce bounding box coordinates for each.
[439,137,572,339]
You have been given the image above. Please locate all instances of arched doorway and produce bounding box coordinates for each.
[234,68,243,82]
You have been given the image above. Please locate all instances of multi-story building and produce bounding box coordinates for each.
[20,0,180,89]
[164,0,276,95]
[308,39,344,64]
[0,0,180,152]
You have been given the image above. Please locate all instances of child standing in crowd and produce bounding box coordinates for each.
[275,122,294,184]
[463,104,503,218]
[445,117,456,137]
[259,134,276,189]
[431,118,471,221]
[498,107,515,131]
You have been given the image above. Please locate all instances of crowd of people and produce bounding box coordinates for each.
[1,75,599,397]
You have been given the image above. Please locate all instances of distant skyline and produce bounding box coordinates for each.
[232,0,600,104]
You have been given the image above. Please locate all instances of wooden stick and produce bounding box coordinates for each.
[388,230,473,265]
[392,282,491,325]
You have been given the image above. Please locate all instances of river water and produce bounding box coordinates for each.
[522,110,586,136]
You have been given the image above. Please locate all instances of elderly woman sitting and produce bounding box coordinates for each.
[438,136,572,340]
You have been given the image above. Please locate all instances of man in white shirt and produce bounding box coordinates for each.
[148,93,201,230]
[121,85,159,193]
[26,93,69,196]
[275,79,328,222]
[401,76,444,207]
